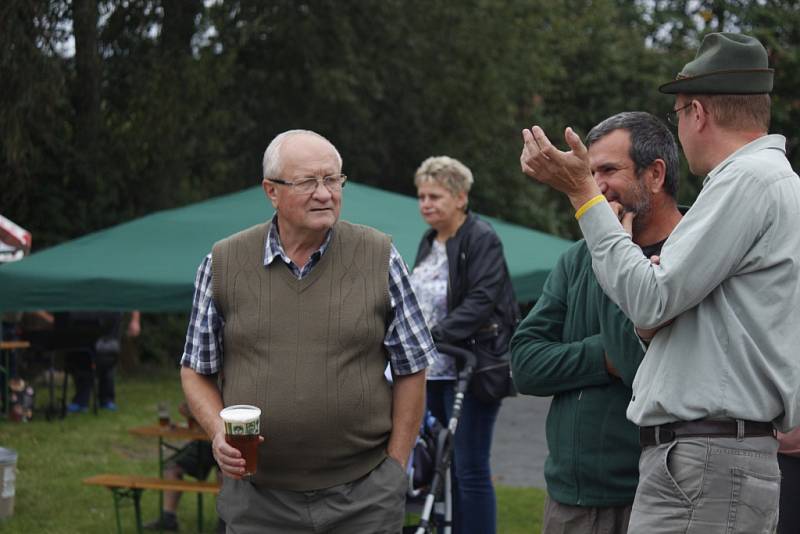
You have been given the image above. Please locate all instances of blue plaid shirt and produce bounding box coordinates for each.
[180,220,435,376]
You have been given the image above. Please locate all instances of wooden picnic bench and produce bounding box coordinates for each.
[83,474,220,534]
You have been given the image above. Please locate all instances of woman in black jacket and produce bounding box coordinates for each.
[410,156,518,534]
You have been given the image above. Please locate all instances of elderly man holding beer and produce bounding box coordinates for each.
[180,129,435,533]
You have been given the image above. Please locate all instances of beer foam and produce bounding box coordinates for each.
[220,405,261,423]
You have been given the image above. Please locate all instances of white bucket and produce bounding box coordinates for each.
[0,447,17,520]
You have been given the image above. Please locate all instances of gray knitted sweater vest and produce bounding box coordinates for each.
[211,220,393,490]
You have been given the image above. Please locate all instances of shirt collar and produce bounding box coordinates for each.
[263,215,333,268]
[703,134,786,187]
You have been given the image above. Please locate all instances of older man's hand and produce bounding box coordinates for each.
[520,126,601,210]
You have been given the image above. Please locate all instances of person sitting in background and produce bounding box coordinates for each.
[145,401,225,533]
[410,156,518,534]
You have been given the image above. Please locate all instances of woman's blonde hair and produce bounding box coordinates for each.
[414,156,474,197]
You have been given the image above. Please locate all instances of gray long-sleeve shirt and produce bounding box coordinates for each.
[579,134,800,432]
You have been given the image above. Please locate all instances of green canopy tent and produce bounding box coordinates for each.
[0,183,572,312]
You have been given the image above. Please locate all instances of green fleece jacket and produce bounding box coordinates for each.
[510,239,644,507]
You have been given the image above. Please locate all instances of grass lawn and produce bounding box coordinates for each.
[0,366,544,533]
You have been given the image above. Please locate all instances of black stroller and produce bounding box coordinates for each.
[404,343,477,534]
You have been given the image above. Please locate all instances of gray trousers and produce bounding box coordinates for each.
[628,435,780,534]
[542,495,632,534]
[218,457,407,533]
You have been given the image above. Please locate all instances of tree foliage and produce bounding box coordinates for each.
[2,0,800,247]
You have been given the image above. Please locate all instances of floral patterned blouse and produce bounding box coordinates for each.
[410,240,455,380]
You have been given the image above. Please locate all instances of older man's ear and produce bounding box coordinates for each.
[262,179,279,208]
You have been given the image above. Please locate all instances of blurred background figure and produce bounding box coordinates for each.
[410,156,518,534]
[65,310,140,413]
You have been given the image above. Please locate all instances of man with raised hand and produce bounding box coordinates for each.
[511,112,682,534]
[519,33,800,533]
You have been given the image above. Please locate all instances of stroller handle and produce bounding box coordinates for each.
[435,342,477,373]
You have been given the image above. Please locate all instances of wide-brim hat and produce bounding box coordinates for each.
[660,32,773,94]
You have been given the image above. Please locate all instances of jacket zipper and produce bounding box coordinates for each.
[575,389,582,505]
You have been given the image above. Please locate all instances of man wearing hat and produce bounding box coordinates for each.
[518,32,800,533]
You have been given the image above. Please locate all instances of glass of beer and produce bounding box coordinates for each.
[219,405,261,476]
[157,402,170,427]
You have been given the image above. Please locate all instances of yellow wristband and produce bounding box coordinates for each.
[574,194,606,220]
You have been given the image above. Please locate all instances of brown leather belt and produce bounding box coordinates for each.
[639,420,775,448]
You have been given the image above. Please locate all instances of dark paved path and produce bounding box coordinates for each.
[491,394,550,489]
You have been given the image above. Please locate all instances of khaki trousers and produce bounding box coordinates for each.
[628,436,780,534]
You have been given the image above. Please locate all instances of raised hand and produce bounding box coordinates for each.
[520,125,601,209]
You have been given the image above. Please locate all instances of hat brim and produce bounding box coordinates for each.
[659,69,774,94]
